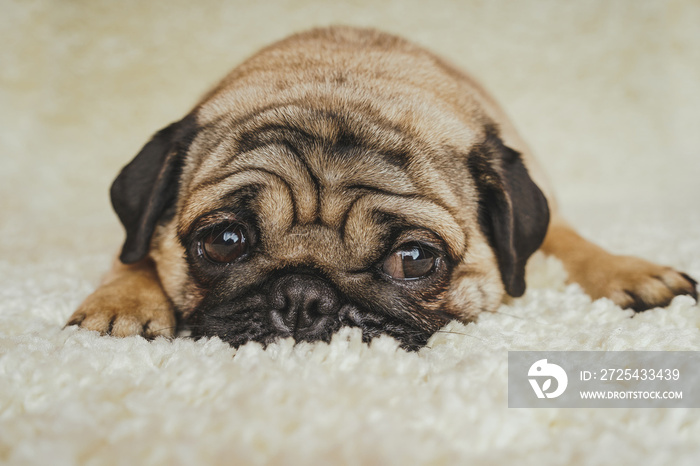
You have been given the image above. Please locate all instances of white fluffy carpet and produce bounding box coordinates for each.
[2,1,700,464]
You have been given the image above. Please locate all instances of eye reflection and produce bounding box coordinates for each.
[382,243,436,280]
[200,223,248,263]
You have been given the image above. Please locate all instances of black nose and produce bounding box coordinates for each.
[268,274,341,340]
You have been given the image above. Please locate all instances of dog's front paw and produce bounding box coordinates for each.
[577,255,698,312]
[66,284,176,338]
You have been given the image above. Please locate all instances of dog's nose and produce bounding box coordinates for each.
[269,274,340,339]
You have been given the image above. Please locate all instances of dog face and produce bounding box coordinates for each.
[110,27,549,350]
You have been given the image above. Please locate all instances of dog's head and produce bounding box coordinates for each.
[110,28,549,350]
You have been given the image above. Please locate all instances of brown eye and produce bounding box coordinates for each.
[200,224,248,263]
[382,243,436,280]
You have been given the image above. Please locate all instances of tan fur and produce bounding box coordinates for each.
[67,26,696,341]
[67,258,175,337]
[541,221,697,309]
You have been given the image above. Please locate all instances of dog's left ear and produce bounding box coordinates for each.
[468,130,550,297]
[110,114,197,264]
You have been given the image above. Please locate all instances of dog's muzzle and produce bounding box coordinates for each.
[185,271,437,350]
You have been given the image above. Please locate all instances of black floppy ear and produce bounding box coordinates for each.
[110,114,197,264]
[467,130,550,297]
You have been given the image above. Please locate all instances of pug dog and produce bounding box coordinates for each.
[66,26,698,350]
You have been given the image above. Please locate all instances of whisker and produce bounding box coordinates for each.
[432,329,486,341]
[490,309,527,320]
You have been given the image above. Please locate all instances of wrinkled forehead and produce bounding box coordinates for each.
[176,104,472,259]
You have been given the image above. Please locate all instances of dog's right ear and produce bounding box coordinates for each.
[110,114,197,264]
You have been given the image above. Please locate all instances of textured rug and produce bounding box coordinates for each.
[2,1,700,464]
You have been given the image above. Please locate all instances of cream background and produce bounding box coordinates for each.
[2,0,700,258]
[1,1,699,464]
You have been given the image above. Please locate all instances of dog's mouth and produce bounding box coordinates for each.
[181,274,445,351]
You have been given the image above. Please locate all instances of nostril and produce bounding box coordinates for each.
[270,309,294,334]
[306,285,339,316]
[306,299,320,317]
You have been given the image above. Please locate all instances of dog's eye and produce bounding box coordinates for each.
[199,224,248,263]
[382,243,436,280]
